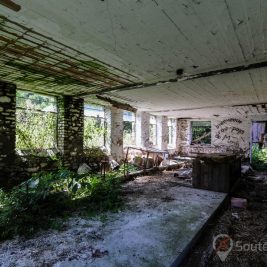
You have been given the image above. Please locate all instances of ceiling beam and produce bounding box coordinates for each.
[0,0,21,12]
[151,102,267,114]
[96,95,137,113]
[80,59,267,96]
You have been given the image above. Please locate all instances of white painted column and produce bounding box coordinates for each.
[156,116,168,150]
[136,111,150,148]
[105,107,124,162]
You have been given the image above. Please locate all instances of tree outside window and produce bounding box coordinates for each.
[16,90,57,150]
[123,111,136,146]
[84,104,106,148]
[191,121,211,145]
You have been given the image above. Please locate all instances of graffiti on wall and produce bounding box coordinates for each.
[213,117,250,156]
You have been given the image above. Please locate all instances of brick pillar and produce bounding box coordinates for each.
[177,119,190,154]
[105,107,124,162]
[0,81,16,187]
[156,115,168,150]
[57,96,84,168]
[136,111,150,148]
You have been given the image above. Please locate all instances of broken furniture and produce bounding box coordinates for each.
[192,153,241,193]
[124,146,169,177]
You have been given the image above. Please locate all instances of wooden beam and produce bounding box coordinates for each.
[0,0,21,12]
[96,95,137,113]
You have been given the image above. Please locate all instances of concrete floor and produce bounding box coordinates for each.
[0,172,226,267]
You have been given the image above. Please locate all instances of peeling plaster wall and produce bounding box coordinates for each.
[136,111,150,148]
[178,117,251,157]
[156,116,168,150]
[105,107,124,162]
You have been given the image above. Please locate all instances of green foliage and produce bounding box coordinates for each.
[191,122,211,145]
[0,169,122,240]
[251,145,267,170]
[123,121,135,146]
[16,90,57,150]
[84,117,106,148]
[117,163,139,176]
[16,110,57,150]
[84,147,109,171]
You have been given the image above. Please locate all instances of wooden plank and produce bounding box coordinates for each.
[0,0,21,12]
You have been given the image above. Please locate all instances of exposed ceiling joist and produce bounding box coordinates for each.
[0,0,21,12]
[96,95,137,113]
[81,59,267,96]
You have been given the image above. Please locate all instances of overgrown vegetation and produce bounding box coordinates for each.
[16,90,57,150]
[84,117,106,148]
[123,121,135,146]
[251,145,267,170]
[0,169,122,240]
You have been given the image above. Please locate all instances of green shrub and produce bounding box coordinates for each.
[251,145,267,170]
[0,169,122,240]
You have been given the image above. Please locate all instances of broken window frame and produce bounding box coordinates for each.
[190,121,211,145]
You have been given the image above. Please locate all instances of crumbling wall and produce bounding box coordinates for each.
[0,81,16,187]
[178,117,250,157]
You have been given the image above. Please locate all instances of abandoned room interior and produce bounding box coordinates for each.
[0,1,267,267]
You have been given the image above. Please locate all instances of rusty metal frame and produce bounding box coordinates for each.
[0,15,138,96]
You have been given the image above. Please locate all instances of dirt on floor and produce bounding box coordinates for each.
[0,171,224,267]
[182,170,267,267]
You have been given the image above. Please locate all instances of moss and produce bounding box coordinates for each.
[6,61,94,87]
[80,60,108,72]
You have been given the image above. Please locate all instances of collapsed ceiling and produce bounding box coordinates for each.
[0,0,267,118]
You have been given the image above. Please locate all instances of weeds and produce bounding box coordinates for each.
[0,169,122,240]
[251,145,267,170]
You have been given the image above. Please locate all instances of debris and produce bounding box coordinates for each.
[160,159,179,167]
[77,163,91,175]
[174,169,192,179]
[231,197,247,209]
[241,165,254,176]
[109,159,120,171]
[231,212,239,220]
[92,249,109,258]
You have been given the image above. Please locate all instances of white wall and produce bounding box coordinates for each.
[178,116,252,157]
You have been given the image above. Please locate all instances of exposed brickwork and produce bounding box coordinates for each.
[57,96,84,168]
[0,81,16,187]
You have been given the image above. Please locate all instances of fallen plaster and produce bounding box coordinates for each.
[0,173,226,267]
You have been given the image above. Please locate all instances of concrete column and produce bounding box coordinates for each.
[156,116,168,150]
[136,111,150,148]
[105,107,124,162]
[57,96,84,168]
[0,81,16,187]
[174,119,179,150]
